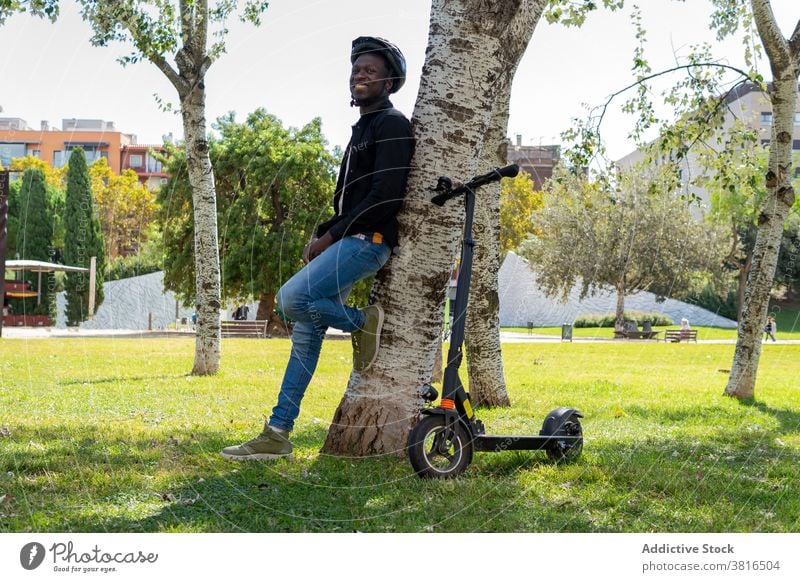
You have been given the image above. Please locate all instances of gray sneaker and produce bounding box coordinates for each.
[351,304,384,373]
[220,424,293,461]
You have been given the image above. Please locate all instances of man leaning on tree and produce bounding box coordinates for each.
[222,36,414,461]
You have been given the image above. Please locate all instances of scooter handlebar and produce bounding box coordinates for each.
[431,164,519,206]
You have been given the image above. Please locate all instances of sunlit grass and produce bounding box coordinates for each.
[1,337,798,532]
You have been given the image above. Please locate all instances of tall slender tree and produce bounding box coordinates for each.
[78,0,269,375]
[14,168,54,317]
[522,165,726,330]
[723,0,799,398]
[64,148,105,326]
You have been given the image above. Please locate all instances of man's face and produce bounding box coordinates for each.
[350,53,392,102]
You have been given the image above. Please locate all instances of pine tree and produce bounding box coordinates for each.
[63,148,105,325]
[15,169,54,317]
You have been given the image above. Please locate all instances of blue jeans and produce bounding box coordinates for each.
[269,236,392,431]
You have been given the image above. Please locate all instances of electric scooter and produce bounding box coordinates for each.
[406,163,584,479]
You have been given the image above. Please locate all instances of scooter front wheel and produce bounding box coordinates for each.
[407,415,473,479]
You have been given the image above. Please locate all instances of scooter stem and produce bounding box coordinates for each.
[441,185,476,402]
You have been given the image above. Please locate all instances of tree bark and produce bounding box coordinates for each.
[322,0,542,456]
[181,84,222,375]
[615,280,627,331]
[725,0,798,399]
[737,251,752,319]
[465,91,514,407]
[256,291,291,337]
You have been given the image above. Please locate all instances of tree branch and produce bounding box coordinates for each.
[195,0,208,64]
[723,220,744,269]
[594,62,754,133]
[750,0,791,72]
[179,0,191,47]
[198,54,213,78]
[789,18,800,67]
[150,52,188,96]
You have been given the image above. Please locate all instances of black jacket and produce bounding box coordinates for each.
[316,99,414,248]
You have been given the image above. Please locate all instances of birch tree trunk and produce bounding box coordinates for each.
[615,281,626,332]
[464,93,513,408]
[78,1,225,375]
[725,0,799,399]
[322,0,543,456]
[180,85,222,374]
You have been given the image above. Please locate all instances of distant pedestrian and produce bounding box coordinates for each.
[679,317,691,340]
[764,315,777,342]
[232,304,249,321]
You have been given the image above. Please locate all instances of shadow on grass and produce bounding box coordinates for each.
[624,401,800,436]
[58,374,187,386]
[3,422,799,533]
[739,399,800,435]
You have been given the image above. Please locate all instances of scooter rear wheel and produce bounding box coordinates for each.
[407,415,473,479]
[545,412,583,462]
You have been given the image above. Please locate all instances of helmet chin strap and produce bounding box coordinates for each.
[351,95,382,108]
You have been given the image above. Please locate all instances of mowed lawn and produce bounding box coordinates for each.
[1,337,798,533]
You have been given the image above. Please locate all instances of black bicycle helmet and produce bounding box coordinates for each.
[351,36,406,93]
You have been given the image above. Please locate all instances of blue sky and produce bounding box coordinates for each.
[0,0,796,162]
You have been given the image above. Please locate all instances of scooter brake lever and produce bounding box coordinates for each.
[432,176,453,193]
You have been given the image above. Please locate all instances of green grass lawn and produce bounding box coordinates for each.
[1,338,799,533]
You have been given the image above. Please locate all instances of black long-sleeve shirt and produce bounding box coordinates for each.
[316,98,414,249]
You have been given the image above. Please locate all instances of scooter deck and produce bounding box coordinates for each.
[473,434,582,452]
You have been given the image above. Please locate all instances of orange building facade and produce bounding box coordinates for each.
[0,118,168,189]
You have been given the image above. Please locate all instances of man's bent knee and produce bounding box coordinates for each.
[276,284,311,322]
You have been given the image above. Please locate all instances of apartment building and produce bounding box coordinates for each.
[0,118,167,189]
[121,144,169,190]
[616,82,800,212]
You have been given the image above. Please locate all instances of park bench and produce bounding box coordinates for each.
[614,329,661,340]
[220,320,270,338]
[613,320,660,340]
[615,330,661,340]
[663,329,698,343]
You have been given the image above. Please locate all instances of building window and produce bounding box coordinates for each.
[128,154,143,168]
[793,140,800,150]
[146,154,162,174]
[30,149,41,158]
[795,113,800,125]
[761,139,770,146]
[53,150,65,167]
[0,143,27,167]
[761,112,773,125]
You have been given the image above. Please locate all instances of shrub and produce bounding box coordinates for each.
[684,283,738,321]
[108,252,163,281]
[107,228,164,281]
[573,311,673,328]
